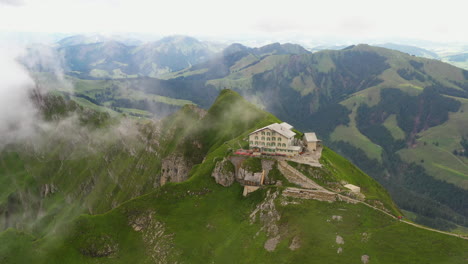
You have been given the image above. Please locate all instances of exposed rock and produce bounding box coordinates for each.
[289,236,301,250]
[211,158,235,187]
[41,184,58,198]
[185,104,207,119]
[264,235,281,252]
[250,190,280,236]
[361,255,370,264]
[128,210,179,263]
[261,159,275,184]
[79,234,118,258]
[160,154,192,186]
[336,235,344,244]
[249,190,283,251]
[238,167,262,183]
[361,232,371,242]
[332,215,343,221]
[337,247,343,254]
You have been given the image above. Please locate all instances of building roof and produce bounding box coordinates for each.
[304,132,320,142]
[280,122,293,130]
[288,146,301,151]
[249,122,296,138]
[344,184,360,192]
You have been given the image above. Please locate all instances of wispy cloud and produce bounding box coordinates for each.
[0,0,24,6]
[0,45,38,149]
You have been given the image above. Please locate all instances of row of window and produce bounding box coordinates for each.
[250,141,287,147]
[261,131,275,136]
[253,136,282,141]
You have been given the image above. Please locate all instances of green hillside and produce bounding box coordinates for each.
[1,89,467,263]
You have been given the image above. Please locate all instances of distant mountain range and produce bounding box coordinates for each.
[24,35,226,79]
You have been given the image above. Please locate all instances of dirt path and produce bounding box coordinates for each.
[278,161,326,190]
[282,185,468,240]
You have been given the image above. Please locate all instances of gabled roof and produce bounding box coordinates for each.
[249,122,296,138]
[304,132,320,142]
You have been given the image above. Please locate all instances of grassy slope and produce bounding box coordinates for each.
[396,97,468,188]
[4,134,464,263]
[328,51,468,187]
[2,90,466,263]
[0,93,201,238]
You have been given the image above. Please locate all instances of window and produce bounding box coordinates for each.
[278,138,282,141]
[272,137,276,141]
[261,137,265,140]
[255,141,258,145]
[266,137,270,141]
[255,136,258,140]
[261,142,265,146]
[271,142,276,147]
[266,132,270,136]
[282,143,286,147]
[272,131,276,135]
[261,131,265,135]
[267,143,270,146]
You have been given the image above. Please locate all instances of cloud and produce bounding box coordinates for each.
[0,45,39,149]
[0,0,24,6]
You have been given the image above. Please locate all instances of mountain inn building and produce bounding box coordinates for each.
[248,122,321,157]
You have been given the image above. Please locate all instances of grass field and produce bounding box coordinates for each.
[330,109,383,162]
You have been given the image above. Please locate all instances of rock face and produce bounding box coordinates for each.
[211,159,235,187]
[238,167,262,184]
[160,154,192,186]
[128,210,179,263]
[79,234,118,257]
[249,190,282,252]
[41,184,58,198]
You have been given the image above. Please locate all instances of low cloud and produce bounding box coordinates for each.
[0,45,40,149]
[0,0,24,6]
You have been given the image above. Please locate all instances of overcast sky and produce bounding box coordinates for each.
[0,0,467,44]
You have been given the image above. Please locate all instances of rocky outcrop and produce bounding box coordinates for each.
[185,104,207,119]
[211,159,235,187]
[160,154,192,186]
[238,168,262,183]
[79,234,118,257]
[128,210,179,263]
[249,190,282,251]
[41,184,58,198]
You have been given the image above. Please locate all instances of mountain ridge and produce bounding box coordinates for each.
[1,89,467,263]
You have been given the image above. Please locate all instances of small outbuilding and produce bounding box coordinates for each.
[344,184,361,193]
[303,132,321,151]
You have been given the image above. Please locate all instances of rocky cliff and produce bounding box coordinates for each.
[160,154,193,186]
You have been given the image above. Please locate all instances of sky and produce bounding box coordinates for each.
[0,0,467,44]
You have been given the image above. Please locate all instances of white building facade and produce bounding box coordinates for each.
[248,122,302,156]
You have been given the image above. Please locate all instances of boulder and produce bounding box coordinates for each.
[212,159,235,187]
